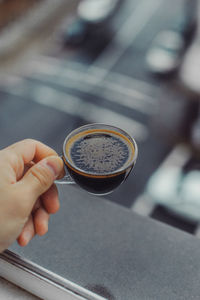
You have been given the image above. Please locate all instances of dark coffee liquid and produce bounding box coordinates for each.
[67,131,133,175]
[65,129,135,194]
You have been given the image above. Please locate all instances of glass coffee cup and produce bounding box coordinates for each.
[56,123,138,195]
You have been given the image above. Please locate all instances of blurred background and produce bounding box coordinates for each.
[1,0,200,236]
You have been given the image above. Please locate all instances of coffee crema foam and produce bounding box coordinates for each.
[65,129,135,175]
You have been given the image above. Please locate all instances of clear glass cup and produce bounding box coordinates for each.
[56,123,138,195]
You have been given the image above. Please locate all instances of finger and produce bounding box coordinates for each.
[33,207,49,236]
[5,139,58,164]
[41,184,60,214]
[16,156,63,214]
[17,215,35,247]
[3,139,60,181]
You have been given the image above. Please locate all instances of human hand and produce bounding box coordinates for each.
[0,139,64,253]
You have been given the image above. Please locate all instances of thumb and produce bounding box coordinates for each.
[20,156,64,199]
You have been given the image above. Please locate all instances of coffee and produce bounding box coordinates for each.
[64,128,135,194]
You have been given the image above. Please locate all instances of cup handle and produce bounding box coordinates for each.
[55,156,75,185]
[55,173,75,185]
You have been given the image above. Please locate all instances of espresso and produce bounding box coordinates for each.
[64,129,135,194]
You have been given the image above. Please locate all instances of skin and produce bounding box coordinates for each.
[0,139,65,253]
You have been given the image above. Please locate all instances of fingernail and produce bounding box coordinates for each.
[44,156,64,179]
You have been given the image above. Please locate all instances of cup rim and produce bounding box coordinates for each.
[62,123,138,177]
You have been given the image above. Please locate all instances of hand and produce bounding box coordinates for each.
[0,139,64,253]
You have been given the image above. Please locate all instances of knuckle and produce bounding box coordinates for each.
[23,138,34,143]
[30,165,52,188]
[22,138,35,145]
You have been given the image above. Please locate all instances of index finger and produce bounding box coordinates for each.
[5,139,58,164]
